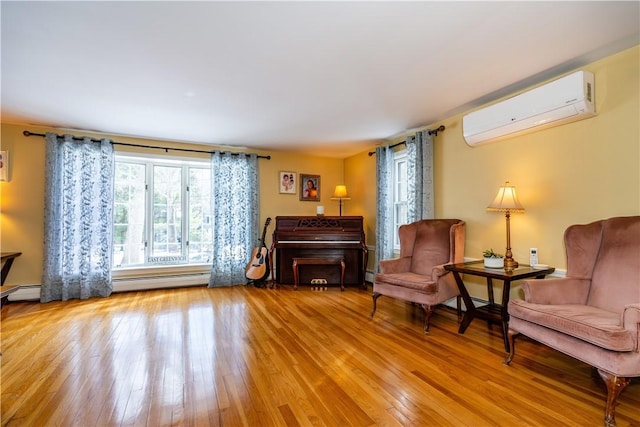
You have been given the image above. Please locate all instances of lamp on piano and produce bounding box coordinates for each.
[331,185,351,216]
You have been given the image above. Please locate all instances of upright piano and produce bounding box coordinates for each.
[270,216,367,289]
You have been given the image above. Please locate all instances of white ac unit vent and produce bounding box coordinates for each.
[463,70,595,146]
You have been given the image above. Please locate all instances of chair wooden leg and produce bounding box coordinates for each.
[421,304,433,334]
[370,292,382,318]
[503,329,518,365]
[597,369,631,427]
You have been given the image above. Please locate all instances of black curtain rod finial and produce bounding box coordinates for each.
[428,125,446,136]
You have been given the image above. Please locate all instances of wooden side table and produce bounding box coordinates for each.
[444,261,555,352]
[1,252,22,307]
[1,252,22,286]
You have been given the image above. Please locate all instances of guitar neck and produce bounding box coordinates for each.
[258,218,271,248]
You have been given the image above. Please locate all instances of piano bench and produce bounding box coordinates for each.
[292,257,345,291]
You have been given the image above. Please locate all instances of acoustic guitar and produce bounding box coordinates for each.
[245,217,271,282]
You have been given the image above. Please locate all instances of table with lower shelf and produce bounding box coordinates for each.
[444,261,555,352]
[1,251,22,307]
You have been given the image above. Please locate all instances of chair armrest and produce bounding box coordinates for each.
[431,263,451,281]
[622,304,640,329]
[521,278,591,305]
[622,304,640,351]
[379,256,412,274]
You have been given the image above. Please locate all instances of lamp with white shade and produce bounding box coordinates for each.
[487,181,525,270]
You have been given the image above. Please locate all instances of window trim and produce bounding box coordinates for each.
[392,149,408,252]
[113,152,212,272]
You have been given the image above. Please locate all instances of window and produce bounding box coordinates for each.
[393,149,408,250]
[113,154,212,268]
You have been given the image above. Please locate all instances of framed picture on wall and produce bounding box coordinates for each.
[0,151,8,182]
[279,171,297,194]
[300,174,320,201]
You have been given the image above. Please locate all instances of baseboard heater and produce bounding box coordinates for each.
[113,273,209,292]
[8,273,210,302]
[443,296,490,311]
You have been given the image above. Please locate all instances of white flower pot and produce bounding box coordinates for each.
[484,257,504,268]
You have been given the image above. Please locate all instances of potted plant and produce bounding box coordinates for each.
[483,249,504,268]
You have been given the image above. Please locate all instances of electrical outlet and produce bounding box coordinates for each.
[529,248,539,266]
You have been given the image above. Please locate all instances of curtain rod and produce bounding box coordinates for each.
[367,125,445,156]
[22,130,271,160]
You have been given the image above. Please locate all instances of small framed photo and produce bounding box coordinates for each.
[300,174,320,201]
[279,171,297,194]
[0,151,8,182]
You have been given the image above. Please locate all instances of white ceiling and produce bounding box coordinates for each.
[2,1,639,158]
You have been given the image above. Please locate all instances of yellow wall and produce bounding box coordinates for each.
[2,46,638,298]
[346,45,640,298]
[0,124,355,285]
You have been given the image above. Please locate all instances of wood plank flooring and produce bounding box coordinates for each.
[1,285,638,426]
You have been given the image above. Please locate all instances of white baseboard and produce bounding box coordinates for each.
[442,296,489,311]
[8,266,565,303]
[7,273,210,302]
[8,285,41,301]
[365,270,375,283]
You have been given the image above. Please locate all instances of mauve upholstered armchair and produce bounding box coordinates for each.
[370,219,465,333]
[505,216,640,427]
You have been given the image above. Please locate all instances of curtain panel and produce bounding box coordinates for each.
[406,130,434,222]
[375,145,394,272]
[374,130,434,272]
[41,133,114,302]
[208,152,259,287]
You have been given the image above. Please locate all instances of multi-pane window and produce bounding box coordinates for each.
[113,154,212,268]
[187,168,213,263]
[114,162,146,266]
[151,165,183,262]
[393,150,408,250]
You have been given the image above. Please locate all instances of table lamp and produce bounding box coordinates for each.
[487,181,525,270]
[331,185,351,216]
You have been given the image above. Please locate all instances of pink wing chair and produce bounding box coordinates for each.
[371,219,465,333]
[505,216,640,426]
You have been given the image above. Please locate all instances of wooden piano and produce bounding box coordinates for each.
[270,216,368,289]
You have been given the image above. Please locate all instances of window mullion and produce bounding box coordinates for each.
[393,151,408,251]
[145,161,153,262]
[182,166,189,261]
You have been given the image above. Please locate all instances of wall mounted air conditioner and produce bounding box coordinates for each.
[463,70,595,146]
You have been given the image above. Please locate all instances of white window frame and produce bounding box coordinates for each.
[392,149,408,252]
[112,152,212,275]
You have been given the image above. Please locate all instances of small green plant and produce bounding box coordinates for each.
[483,249,503,258]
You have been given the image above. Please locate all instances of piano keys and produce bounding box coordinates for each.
[270,216,368,289]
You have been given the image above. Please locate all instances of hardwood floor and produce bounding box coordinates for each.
[1,285,638,426]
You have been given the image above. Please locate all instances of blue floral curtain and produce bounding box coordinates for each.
[406,130,434,221]
[208,151,259,287]
[375,145,394,272]
[375,131,434,271]
[41,133,114,302]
